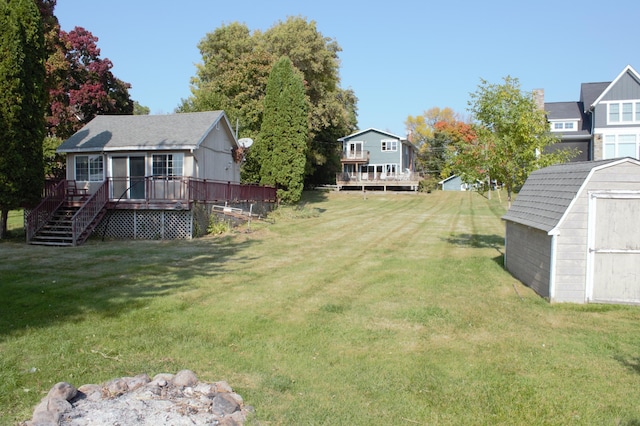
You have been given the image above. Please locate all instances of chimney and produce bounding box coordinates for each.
[532,89,545,110]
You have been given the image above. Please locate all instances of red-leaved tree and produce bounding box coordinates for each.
[46,26,133,139]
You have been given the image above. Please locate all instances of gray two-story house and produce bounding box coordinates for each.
[336,128,419,191]
[544,65,640,161]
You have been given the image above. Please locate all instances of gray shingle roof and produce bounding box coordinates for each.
[57,111,229,153]
[502,159,623,232]
[544,101,591,136]
[580,82,609,111]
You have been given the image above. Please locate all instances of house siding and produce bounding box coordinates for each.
[600,72,640,101]
[505,222,551,298]
[593,72,640,129]
[360,132,403,166]
[195,125,240,182]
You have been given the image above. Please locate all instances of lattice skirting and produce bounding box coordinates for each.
[93,210,193,240]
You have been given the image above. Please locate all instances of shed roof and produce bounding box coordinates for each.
[57,111,234,153]
[502,158,639,233]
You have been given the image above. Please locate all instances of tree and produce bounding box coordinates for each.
[255,57,308,204]
[465,76,575,202]
[181,17,357,186]
[0,0,46,237]
[406,107,458,147]
[425,120,476,178]
[133,101,150,115]
[45,26,133,139]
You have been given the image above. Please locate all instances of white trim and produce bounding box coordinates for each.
[591,65,640,109]
[338,128,406,142]
[549,234,557,302]
[603,100,640,125]
[381,139,398,152]
[549,119,579,132]
[548,158,640,236]
[585,190,640,302]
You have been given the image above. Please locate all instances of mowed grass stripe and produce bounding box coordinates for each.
[3,191,640,425]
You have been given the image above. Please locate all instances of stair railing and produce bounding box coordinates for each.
[70,180,109,246]
[26,180,66,243]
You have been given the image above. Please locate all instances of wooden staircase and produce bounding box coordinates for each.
[30,204,106,246]
[27,180,110,247]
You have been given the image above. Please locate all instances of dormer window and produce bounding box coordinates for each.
[550,120,578,132]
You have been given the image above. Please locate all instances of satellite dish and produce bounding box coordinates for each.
[238,138,254,148]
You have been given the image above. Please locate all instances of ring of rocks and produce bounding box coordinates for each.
[22,370,253,425]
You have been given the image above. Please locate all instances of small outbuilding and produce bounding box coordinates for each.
[439,175,467,191]
[502,158,640,304]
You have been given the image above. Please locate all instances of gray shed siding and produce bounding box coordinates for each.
[505,223,551,298]
[553,161,640,302]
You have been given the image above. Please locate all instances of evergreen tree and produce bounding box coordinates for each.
[256,57,308,204]
[0,0,46,237]
[183,18,357,186]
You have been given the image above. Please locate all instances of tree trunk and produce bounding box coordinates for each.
[0,209,8,239]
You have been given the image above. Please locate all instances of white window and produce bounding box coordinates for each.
[152,154,183,179]
[75,155,103,182]
[607,101,640,124]
[603,134,638,159]
[550,120,578,132]
[381,140,398,151]
[609,104,620,123]
[347,141,364,159]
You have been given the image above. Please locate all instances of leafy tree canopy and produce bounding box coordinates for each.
[181,17,358,186]
[462,76,575,201]
[406,107,459,146]
[46,26,133,139]
[424,120,476,178]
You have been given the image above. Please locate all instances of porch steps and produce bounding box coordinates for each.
[30,205,106,246]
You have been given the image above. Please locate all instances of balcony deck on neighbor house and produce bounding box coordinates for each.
[335,172,420,191]
[340,151,370,163]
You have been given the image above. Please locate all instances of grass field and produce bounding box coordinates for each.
[2,191,640,425]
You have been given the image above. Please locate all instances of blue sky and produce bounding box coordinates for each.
[55,0,639,137]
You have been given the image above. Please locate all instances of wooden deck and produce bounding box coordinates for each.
[336,173,420,191]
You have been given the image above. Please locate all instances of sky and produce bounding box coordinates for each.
[55,0,640,137]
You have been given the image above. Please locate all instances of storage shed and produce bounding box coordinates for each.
[502,158,640,304]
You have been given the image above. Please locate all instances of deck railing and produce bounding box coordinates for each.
[71,181,109,246]
[336,171,419,183]
[107,176,277,204]
[26,180,66,242]
[340,151,370,162]
[189,179,277,203]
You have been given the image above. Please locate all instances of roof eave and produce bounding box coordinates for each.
[590,65,640,109]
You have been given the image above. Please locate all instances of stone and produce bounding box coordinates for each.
[211,393,240,416]
[24,371,251,425]
[76,384,102,402]
[104,378,128,397]
[214,380,233,393]
[173,369,198,387]
[46,382,77,401]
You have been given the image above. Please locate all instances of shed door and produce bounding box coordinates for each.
[590,195,640,303]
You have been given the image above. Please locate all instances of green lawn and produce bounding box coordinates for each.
[2,191,640,425]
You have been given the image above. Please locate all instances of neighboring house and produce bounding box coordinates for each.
[542,65,640,162]
[502,158,640,304]
[336,128,419,191]
[438,175,478,191]
[26,111,275,245]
